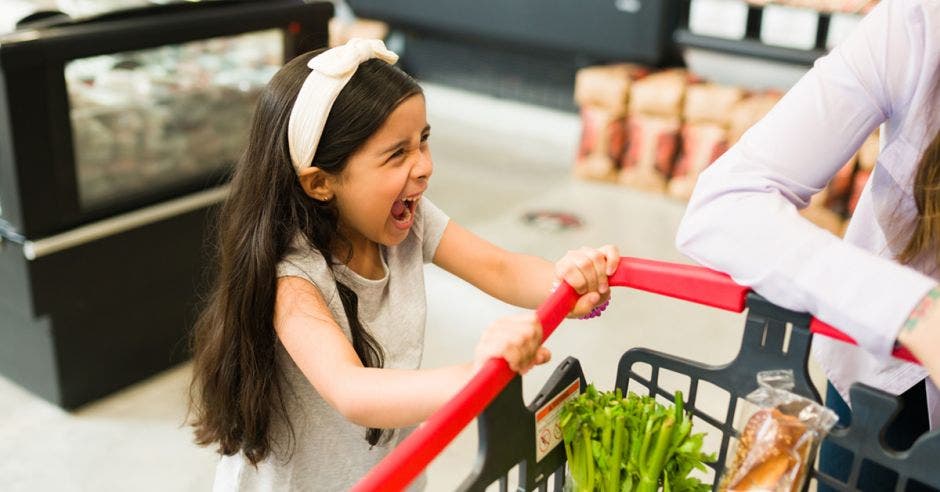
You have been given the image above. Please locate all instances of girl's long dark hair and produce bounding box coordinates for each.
[188,50,422,465]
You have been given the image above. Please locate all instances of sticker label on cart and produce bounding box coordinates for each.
[534,379,581,462]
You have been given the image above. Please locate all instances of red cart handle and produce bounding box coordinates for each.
[352,257,919,491]
[350,281,580,492]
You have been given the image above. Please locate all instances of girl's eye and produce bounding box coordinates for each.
[421,133,430,143]
[389,148,405,160]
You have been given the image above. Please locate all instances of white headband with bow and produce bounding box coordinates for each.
[287,38,399,173]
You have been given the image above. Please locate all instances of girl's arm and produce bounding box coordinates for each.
[432,220,619,316]
[274,276,549,429]
[675,0,936,360]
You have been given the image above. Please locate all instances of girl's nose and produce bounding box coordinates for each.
[412,150,433,181]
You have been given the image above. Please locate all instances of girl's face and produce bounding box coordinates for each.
[331,94,433,248]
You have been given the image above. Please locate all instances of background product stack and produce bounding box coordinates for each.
[849,130,879,215]
[799,156,856,236]
[619,69,694,193]
[573,63,882,236]
[573,64,649,181]
[798,129,878,236]
[668,83,745,200]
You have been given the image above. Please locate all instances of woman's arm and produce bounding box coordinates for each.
[676,0,936,359]
[274,276,548,429]
[432,220,619,315]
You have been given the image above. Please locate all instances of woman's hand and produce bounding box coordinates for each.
[554,245,621,318]
[474,313,551,375]
[897,286,940,386]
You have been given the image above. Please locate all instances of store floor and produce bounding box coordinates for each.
[0,83,825,491]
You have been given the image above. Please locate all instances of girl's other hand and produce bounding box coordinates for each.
[554,245,620,318]
[473,313,551,375]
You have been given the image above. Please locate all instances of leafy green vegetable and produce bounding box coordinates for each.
[559,385,714,492]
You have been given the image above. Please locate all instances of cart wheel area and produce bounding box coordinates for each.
[459,293,940,491]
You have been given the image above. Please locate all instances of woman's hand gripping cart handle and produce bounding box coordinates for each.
[352,257,920,492]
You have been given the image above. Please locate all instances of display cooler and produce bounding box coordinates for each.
[0,0,332,408]
[347,0,683,111]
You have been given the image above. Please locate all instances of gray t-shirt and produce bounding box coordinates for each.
[213,197,449,491]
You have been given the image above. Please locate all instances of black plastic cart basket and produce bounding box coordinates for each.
[354,258,940,491]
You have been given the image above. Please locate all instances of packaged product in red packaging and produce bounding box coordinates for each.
[573,64,650,181]
[824,154,858,215]
[577,107,627,162]
[628,68,690,118]
[800,191,846,236]
[684,83,746,126]
[575,107,625,181]
[668,122,729,200]
[616,69,694,192]
[620,115,681,192]
[720,371,838,492]
[665,83,743,200]
[848,130,879,215]
[848,167,872,215]
[574,63,648,114]
[801,151,858,237]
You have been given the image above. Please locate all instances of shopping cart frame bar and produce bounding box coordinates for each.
[352,257,921,491]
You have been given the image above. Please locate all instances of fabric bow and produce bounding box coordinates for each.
[288,38,399,172]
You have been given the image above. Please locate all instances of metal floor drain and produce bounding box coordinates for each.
[521,210,584,232]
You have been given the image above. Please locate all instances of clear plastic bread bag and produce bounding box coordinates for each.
[719,370,838,492]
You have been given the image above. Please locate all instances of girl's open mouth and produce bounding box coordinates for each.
[391,195,420,227]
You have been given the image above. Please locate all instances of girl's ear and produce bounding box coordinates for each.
[297,167,335,202]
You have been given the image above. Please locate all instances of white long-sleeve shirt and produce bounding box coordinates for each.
[676,0,940,427]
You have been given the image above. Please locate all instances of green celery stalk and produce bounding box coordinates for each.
[583,426,594,490]
[638,414,675,492]
[562,387,713,492]
[638,415,655,471]
[601,408,613,452]
[607,414,625,492]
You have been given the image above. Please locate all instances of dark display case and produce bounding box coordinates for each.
[0,0,332,408]
[348,0,682,111]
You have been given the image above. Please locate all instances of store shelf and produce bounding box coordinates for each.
[675,28,826,66]
[676,0,862,67]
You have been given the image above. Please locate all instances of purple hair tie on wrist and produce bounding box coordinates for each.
[579,299,610,320]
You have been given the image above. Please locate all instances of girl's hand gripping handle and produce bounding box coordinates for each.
[351,276,580,492]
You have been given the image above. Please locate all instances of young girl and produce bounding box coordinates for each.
[189,39,619,491]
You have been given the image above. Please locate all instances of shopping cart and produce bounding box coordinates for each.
[354,257,940,491]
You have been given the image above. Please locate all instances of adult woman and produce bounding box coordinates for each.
[676,0,939,488]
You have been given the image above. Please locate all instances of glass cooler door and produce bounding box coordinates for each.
[65,29,283,210]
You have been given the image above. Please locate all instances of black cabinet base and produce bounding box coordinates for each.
[0,204,216,409]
